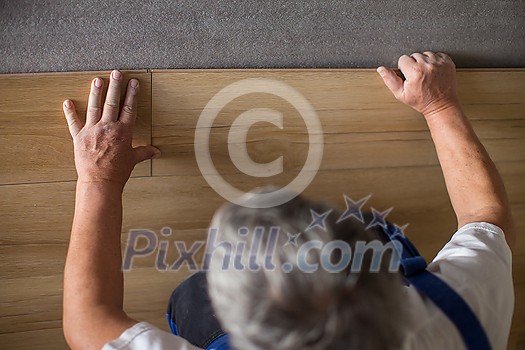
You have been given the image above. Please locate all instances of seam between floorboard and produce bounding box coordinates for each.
[0,160,523,187]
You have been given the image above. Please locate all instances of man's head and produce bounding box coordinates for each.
[207,189,408,350]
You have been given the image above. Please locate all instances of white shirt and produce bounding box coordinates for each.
[402,222,514,350]
[103,222,514,350]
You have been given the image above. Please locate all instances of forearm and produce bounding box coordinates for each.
[65,181,124,306]
[63,181,135,348]
[425,105,515,248]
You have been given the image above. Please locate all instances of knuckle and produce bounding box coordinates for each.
[101,121,116,131]
[440,53,454,63]
[412,64,423,74]
[104,101,119,109]
[99,123,123,138]
[122,104,136,115]
[87,106,102,114]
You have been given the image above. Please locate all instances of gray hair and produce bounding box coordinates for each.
[207,189,408,350]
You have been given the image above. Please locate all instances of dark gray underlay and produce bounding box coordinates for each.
[1,0,524,74]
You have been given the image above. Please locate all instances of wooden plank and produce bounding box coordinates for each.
[0,328,68,350]
[0,71,152,185]
[1,161,523,246]
[151,70,525,177]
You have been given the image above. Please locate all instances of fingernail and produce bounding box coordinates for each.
[112,70,122,80]
[377,67,386,76]
[152,151,161,159]
[94,78,102,88]
[130,79,139,88]
[64,100,72,109]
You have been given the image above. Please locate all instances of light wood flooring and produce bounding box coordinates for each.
[0,69,523,349]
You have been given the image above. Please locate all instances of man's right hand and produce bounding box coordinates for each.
[377,51,460,118]
[376,51,515,251]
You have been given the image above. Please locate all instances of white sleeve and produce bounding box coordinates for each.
[426,222,514,350]
[102,322,202,350]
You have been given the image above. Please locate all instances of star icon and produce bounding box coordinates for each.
[337,194,372,224]
[306,209,332,232]
[366,207,393,230]
[284,232,301,247]
[393,223,409,238]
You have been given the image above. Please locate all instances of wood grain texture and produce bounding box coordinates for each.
[1,165,524,348]
[152,69,525,177]
[0,69,524,349]
[0,71,152,185]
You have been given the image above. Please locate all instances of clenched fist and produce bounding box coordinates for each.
[377,52,460,117]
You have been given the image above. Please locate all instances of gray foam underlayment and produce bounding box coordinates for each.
[0,0,524,73]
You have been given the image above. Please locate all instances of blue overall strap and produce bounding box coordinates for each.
[205,334,231,350]
[166,314,231,350]
[407,271,491,350]
[381,223,492,350]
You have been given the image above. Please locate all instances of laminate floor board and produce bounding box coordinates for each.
[0,71,152,185]
[151,70,525,177]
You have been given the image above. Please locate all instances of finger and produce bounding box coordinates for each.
[63,100,83,137]
[423,51,438,61]
[86,77,104,125]
[134,145,161,164]
[398,54,416,70]
[410,52,428,63]
[436,52,452,62]
[119,79,140,126]
[102,70,123,122]
[377,66,404,98]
